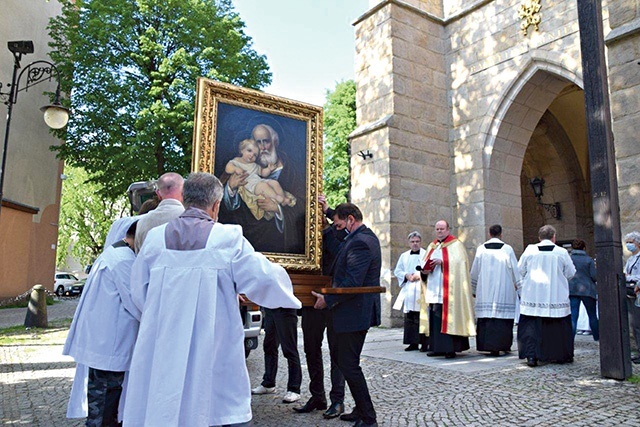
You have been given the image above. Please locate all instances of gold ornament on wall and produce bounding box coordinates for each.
[518,0,542,35]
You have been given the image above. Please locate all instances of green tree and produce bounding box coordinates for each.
[56,166,127,268]
[323,80,356,207]
[48,0,271,200]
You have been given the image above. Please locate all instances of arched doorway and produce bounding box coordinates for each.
[484,65,592,254]
[521,94,593,249]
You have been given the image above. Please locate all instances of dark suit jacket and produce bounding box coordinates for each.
[325,225,382,333]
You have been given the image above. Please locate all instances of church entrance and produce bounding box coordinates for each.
[520,85,593,251]
[484,65,593,255]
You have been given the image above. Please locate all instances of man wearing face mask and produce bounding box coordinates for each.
[311,203,381,427]
[624,231,640,364]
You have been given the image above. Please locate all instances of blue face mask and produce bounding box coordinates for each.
[626,243,637,253]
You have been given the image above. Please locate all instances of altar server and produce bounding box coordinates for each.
[393,231,427,351]
[122,172,301,427]
[470,224,521,356]
[517,225,576,367]
[64,221,140,426]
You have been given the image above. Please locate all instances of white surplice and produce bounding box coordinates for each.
[393,248,426,312]
[470,238,521,319]
[63,242,140,418]
[123,220,301,427]
[518,240,576,318]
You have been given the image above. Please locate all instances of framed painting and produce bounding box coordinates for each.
[192,78,323,271]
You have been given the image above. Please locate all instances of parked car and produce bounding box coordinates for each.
[240,298,262,358]
[54,272,83,297]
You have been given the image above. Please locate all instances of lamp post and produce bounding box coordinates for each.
[0,40,69,218]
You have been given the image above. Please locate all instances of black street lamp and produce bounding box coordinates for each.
[529,176,562,220]
[0,40,69,217]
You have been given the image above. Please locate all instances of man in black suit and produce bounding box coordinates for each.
[294,195,347,418]
[312,203,381,427]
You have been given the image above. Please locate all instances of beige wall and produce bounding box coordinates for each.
[0,0,64,297]
[353,0,638,325]
[607,0,640,243]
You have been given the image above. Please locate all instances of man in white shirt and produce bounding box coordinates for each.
[134,172,184,252]
[64,221,140,426]
[517,225,576,367]
[393,231,427,351]
[470,224,521,356]
[123,172,301,427]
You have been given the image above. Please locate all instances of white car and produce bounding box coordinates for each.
[54,272,82,297]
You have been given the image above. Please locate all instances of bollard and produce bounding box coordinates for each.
[24,284,48,328]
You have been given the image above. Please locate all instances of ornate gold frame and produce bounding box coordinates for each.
[192,78,323,271]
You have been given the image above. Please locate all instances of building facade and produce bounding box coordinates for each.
[0,1,65,298]
[351,0,639,326]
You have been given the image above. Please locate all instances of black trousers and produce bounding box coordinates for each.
[261,307,302,393]
[428,303,470,353]
[331,328,376,425]
[86,367,125,427]
[403,310,423,345]
[301,307,345,404]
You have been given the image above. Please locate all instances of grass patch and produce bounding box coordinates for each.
[0,318,72,346]
[628,375,640,384]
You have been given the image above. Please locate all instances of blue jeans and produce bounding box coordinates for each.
[569,296,599,341]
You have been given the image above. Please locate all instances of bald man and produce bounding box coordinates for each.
[134,172,185,253]
[419,220,476,359]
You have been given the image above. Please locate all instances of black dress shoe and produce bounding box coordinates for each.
[419,345,429,353]
[404,344,419,351]
[444,352,456,359]
[527,357,538,367]
[489,351,500,357]
[340,409,360,422]
[354,420,378,427]
[426,351,444,357]
[293,398,327,413]
[322,402,344,419]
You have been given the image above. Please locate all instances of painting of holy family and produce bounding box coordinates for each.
[191,78,323,271]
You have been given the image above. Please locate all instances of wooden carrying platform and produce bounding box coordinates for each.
[289,273,386,307]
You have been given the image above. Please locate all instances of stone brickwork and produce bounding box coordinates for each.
[606,0,640,238]
[353,0,637,325]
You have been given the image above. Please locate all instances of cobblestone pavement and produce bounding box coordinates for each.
[1,300,639,426]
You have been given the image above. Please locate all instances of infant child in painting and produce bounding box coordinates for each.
[225,138,294,207]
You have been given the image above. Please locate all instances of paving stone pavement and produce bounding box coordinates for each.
[1,300,639,426]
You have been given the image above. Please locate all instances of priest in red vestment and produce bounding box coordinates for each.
[419,220,476,358]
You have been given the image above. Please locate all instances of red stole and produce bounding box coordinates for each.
[423,234,457,334]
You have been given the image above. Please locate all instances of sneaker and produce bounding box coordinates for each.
[251,385,276,395]
[282,391,301,403]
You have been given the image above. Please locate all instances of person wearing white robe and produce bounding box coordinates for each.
[470,224,521,356]
[393,231,427,351]
[517,225,576,367]
[64,221,140,425]
[122,172,301,427]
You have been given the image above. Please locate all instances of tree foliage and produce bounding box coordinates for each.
[323,80,356,207]
[56,166,128,268]
[48,0,271,199]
